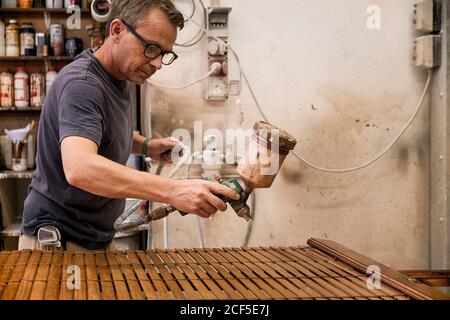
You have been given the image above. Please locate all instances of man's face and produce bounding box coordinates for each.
[111,9,178,85]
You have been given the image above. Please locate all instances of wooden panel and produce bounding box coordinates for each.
[0,239,447,300]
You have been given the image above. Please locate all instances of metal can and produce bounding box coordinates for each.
[50,24,65,56]
[30,73,45,108]
[65,0,81,8]
[65,37,83,57]
[35,33,49,57]
[0,72,14,109]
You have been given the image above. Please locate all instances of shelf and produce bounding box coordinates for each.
[1,223,21,237]
[0,56,75,62]
[0,107,42,112]
[0,8,91,15]
[0,170,34,180]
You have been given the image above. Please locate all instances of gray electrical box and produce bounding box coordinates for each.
[205,7,232,101]
[413,0,442,32]
[413,35,441,69]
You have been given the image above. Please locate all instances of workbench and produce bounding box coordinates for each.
[0,238,448,300]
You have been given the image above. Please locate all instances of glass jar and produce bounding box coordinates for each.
[236,121,297,190]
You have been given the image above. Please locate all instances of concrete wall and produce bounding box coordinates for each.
[144,0,431,269]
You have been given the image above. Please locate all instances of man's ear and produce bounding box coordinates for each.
[109,19,125,42]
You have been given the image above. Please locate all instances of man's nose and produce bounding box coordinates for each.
[150,55,163,70]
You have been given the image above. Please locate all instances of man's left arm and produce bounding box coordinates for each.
[132,133,182,163]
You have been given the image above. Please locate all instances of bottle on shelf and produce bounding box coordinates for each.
[34,0,46,8]
[50,24,65,56]
[46,0,64,8]
[0,71,14,109]
[30,73,45,108]
[65,0,81,9]
[18,0,33,8]
[5,20,19,57]
[35,32,49,57]
[0,20,5,57]
[20,22,36,57]
[14,67,29,109]
[46,66,57,95]
[1,0,17,8]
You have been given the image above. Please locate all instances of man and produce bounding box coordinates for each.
[19,0,240,252]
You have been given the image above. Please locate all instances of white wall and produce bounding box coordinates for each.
[145,0,431,269]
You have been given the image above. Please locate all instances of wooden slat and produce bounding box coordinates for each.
[195,249,259,300]
[95,252,117,300]
[185,249,242,300]
[15,251,41,300]
[84,253,101,300]
[125,252,158,300]
[115,252,144,300]
[166,250,217,300]
[308,238,450,300]
[1,251,31,299]
[206,249,270,300]
[135,251,173,300]
[29,252,53,300]
[175,250,228,300]
[44,252,63,300]
[157,251,202,300]
[212,249,285,299]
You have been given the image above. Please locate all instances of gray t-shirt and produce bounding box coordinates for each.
[21,49,134,250]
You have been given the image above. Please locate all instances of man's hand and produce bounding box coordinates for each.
[169,180,241,218]
[146,137,184,163]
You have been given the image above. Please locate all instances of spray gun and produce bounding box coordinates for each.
[114,121,297,232]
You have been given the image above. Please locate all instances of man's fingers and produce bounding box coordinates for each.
[197,209,211,219]
[206,193,227,212]
[201,202,217,216]
[208,182,241,201]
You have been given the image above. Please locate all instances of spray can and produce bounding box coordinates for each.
[35,33,49,57]
[46,0,63,8]
[50,24,65,56]
[6,20,19,57]
[0,72,14,109]
[0,20,5,57]
[14,67,29,109]
[20,22,35,56]
[30,73,45,108]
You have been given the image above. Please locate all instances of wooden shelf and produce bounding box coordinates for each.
[0,56,75,62]
[0,170,34,180]
[0,8,91,14]
[0,108,42,112]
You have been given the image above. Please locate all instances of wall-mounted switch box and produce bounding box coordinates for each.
[413,0,442,32]
[205,7,232,101]
[413,35,441,69]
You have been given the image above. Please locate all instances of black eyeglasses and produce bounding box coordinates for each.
[121,20,178,65]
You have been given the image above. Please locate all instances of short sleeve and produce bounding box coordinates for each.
[58,79,105,146]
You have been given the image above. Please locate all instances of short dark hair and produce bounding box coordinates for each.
[106,0,184,37]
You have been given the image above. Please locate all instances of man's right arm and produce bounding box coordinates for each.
[61,136,240,218]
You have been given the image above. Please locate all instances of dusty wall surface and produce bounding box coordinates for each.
[144,0,431,269]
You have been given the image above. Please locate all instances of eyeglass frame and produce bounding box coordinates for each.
[120,19,178,65]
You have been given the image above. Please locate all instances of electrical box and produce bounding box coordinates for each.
[412,35,441,69]
[413,0,442,32]
[205,7,232,101]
